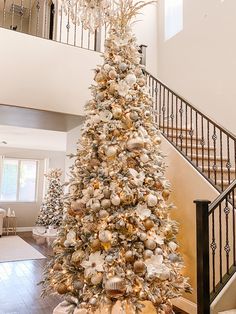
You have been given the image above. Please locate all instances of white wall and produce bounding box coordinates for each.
[157,0,236,134]
[0,147,66,228]
[0,27,101,116]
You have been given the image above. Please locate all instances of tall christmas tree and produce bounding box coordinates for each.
[36,169,64,228]
[42,1,191,313]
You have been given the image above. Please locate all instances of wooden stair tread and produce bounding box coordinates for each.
[199,166,235,173]
[178,144,214,150]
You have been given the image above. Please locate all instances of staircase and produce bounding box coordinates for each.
[145,71,236,314]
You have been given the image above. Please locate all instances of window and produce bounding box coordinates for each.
[0,158,38,202]
[165,0,183,41]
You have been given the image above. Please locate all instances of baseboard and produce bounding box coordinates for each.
[172,297,197,314]
[16,227,33,232]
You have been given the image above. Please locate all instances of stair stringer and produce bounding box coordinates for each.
[211,272,236,314]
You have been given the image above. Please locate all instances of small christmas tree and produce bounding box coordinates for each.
[42,1,191,313]
[36,169,64,228]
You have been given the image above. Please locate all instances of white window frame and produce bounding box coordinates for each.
[0,157,39,203]
[165,0,183,41]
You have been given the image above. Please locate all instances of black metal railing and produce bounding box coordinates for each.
[145,71,236,193]
[195,180,236,313]
[0,0,104,52]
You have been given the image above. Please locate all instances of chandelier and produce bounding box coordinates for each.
[59,0,115,32]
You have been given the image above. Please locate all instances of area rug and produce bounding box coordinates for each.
[0,235,46,262]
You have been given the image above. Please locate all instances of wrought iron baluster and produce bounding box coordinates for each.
[226,136,231,186]
[162,87,166,132]
[233,189,236,266]
[224,199,230,274]
[66,8,70,44]
[179,100,183,150]
[219,202,223,282]
[74,3,78,46]
[201,115,205,172]
[185,102,188,156]
[20,0,24,32]
[213,125,217,186]
[159,84,162,128]
[207,120,210,179]
[175,96,178,146]
[11,0,15,31]
[196,112,199,167]
[89,30,92,49]
[167,90,170,137]
[81,22,84,47]
[190,107,193,160]
[154,81,158,124]
[220,131,223,191]
[44,0,48,38]
[36,0,40,37]
[28,0,32,34]
[211,210,216,292]
[59,4,63,42]
[171,93,174,142]
[3,0,6,27]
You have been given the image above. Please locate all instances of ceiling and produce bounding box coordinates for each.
[0,125,67,151]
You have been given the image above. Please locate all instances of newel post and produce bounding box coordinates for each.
[194,200,211,314]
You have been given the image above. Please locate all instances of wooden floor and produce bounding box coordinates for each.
[0,232,187,314]
[0,232,61,314]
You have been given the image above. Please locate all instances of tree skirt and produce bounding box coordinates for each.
[53,300,157,314]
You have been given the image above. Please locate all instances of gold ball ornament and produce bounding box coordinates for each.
[91,272,103,285]
[162,189,170,200]
[71,250,84,264]
[144,239,157,250]
[134,260,146,274]
[91,201,101,212]
[129,111,139,121]
[91,239,101,251]
[144,219,155,230]
[105,276,126,298]
[71,200,85,211]
[57,283,68,294]
[96,92,105,102]
[125,250,134,262]
[95,72,106,83]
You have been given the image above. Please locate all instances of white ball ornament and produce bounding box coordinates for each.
[91,201,101,211]
[96,92,105,102]
[105,146,117,158]
[119,62,128,71]
[112,107,123,119]
[99,230,112,243]
[99,210,109,219]
[147,194,158,207]
[103,64,111,72]
[129,111,139,121]
[140,153,150,163]
[169,241,178,251]
[125,74,137,86]
[111,194,121,206]
[101,199,111,209]
[109,70,117,80]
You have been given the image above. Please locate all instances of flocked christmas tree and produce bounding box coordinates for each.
[42,1,191,313]
[36,169,64,228]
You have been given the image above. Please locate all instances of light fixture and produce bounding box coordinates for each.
[1,141,7,145]
[58,0,115,32]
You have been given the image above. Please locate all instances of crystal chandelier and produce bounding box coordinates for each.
[59,0,114,32]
